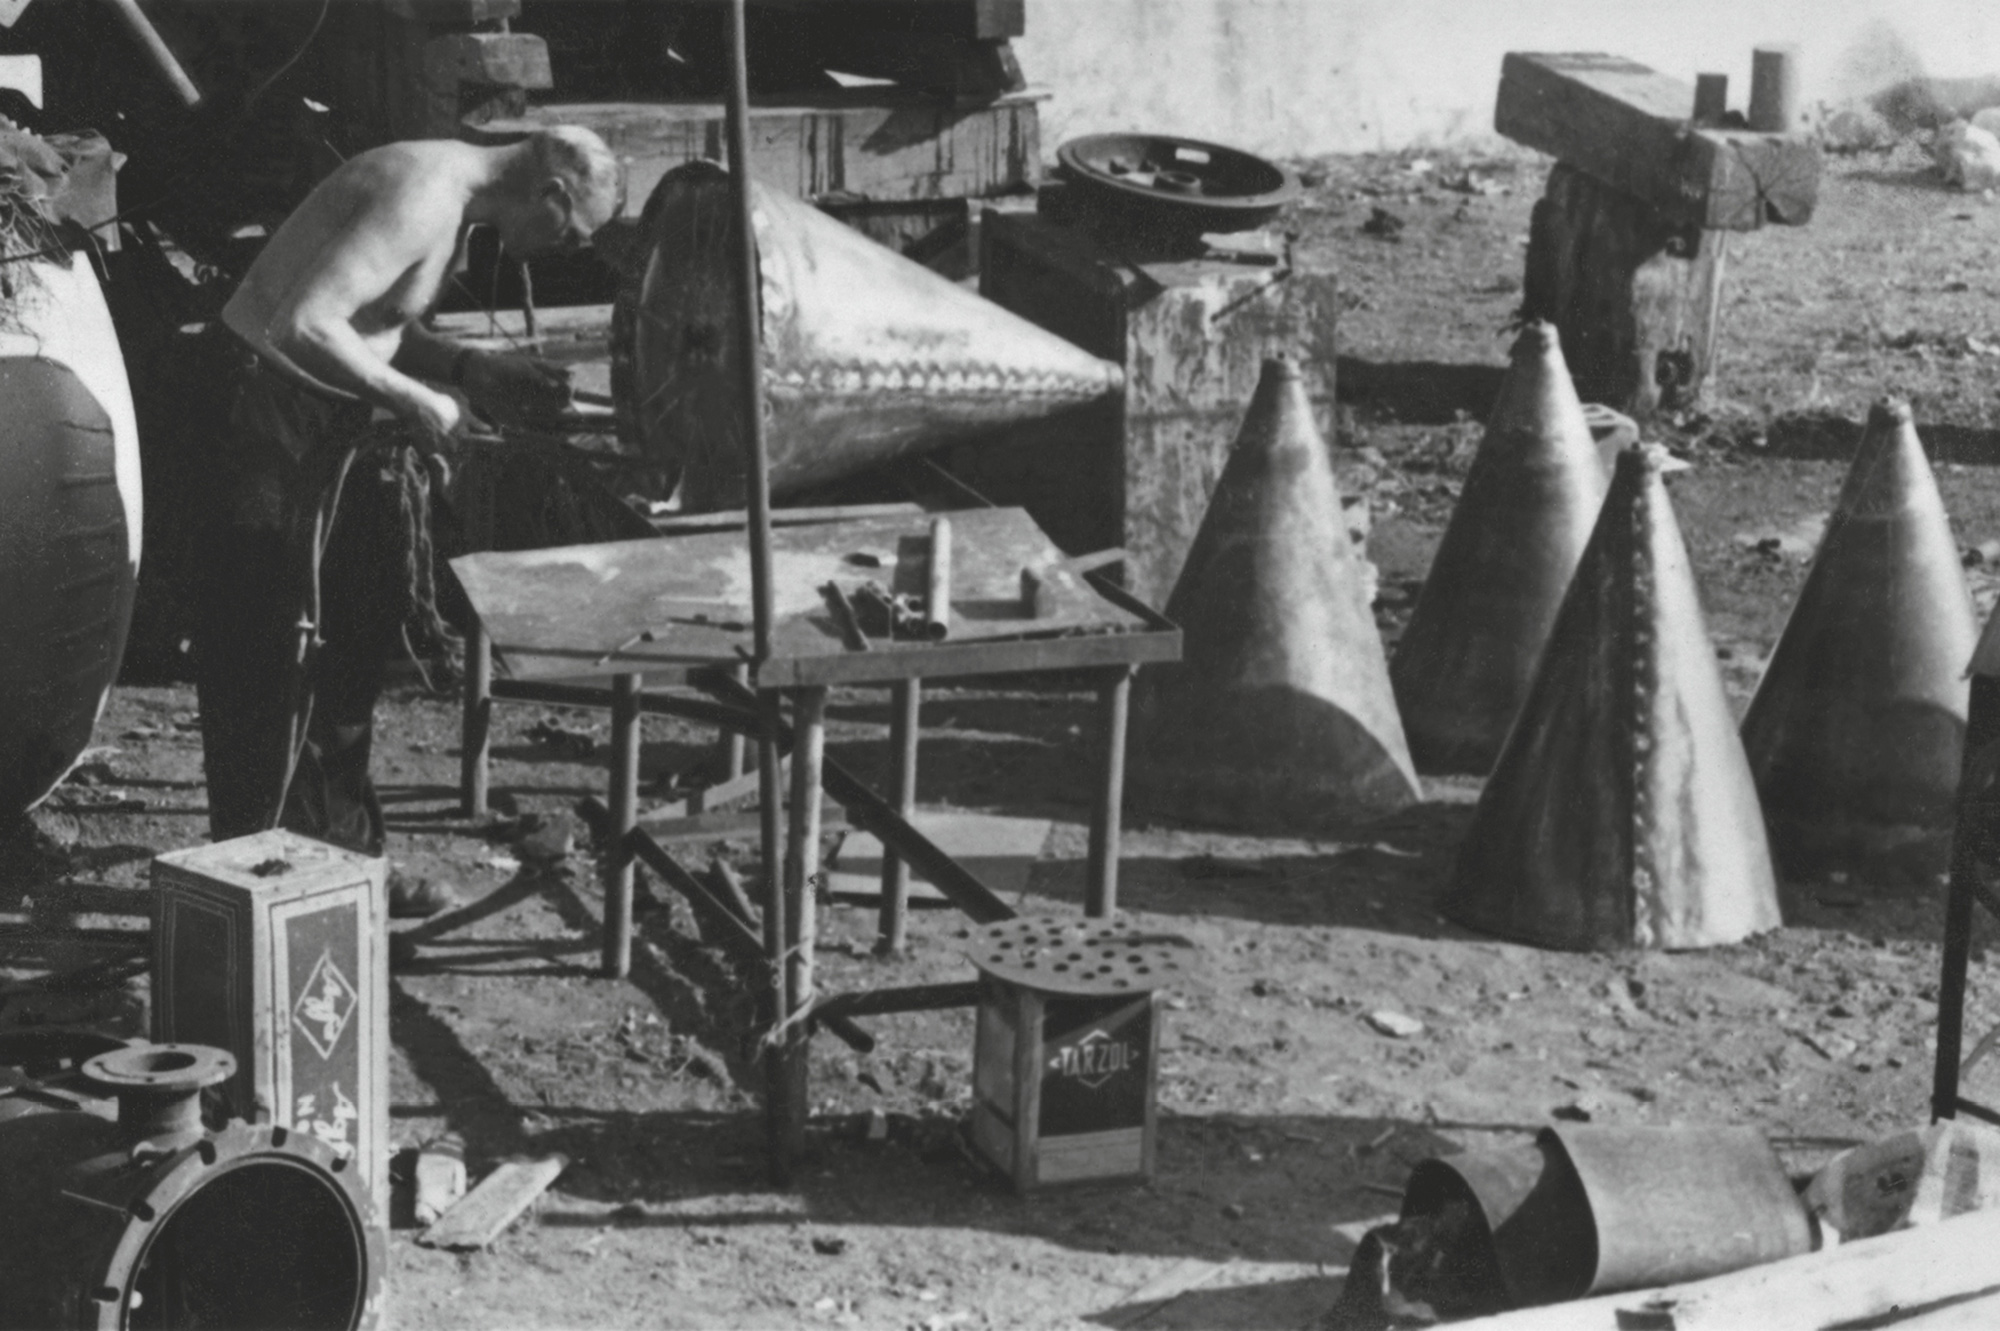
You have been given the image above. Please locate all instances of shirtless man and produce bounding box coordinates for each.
[197,128,622,907]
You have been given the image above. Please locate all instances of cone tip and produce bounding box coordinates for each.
[1867,396,1915,430]
[1260,356,1303,383]
[1509,319,1560,361]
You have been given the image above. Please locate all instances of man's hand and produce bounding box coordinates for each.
[461,351,573,429]
[412,386,463,439]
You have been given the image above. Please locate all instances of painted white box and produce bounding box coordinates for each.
[153,830,389,1219]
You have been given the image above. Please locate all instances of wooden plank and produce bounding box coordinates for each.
[812,981,982,1020]
[1453,1207,2000,1329]
[383,0,519,21]
[464,91,1044,206]
[417,1155,567,1251]
[1495,52,1819,231]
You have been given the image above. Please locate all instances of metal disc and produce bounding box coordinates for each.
[955,915,1194,996]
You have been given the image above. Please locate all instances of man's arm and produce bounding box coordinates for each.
[261,181,463,434]
[396,322,574,428]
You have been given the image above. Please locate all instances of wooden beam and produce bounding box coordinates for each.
[1453,1207,2000,1329]
[417,1155,567,1252]
[1495,52,1819,231]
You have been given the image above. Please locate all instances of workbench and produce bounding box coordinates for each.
[449,505,1179,1157]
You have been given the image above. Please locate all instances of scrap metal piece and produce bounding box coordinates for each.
[1740,397,1976,877]
[1131,357,1420,833]
[1391,321,1610,775]
[1445,444,1781,950]
[630,161,1125,508]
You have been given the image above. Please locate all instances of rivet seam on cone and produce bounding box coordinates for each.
[765,359,1119,397]
[1630,470,1659,949]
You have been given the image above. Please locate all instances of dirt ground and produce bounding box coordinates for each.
[14,140,2000,1331]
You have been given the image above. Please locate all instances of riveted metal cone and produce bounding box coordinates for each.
[1391,321,1610,775]
[1740,399,1976,876]
[630,161,1124,508]
[1130,358,1420,833]
[1446,445,1781,950]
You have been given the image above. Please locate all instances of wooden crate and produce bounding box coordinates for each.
[152,831,390,1219]
[961,205,1340,608]
[963,916,1191,1192]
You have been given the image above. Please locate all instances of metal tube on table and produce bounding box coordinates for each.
[104,0,202,107]
[1086,666,1134,918]
[877,679,921,956]
[604,672,642,978]
[461,618,492,817]
[922,516,952,641]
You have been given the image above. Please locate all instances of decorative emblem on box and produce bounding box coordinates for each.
[294,947,358,1060]
[1050,1027,1138,1089]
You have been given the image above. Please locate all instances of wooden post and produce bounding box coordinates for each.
[602,673,642,979]
[876,679,922,956]
[1522,163,1729,421]
[774,687,827,1173]
[1086,666,1134,918]
[460,618,492,817]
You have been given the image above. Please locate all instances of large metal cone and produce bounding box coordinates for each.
[1391,321,1609,775]
[630,161,1124,508]
[1446,445,1781,951]
[1130,359,1420,833]
[1740,398,1976,875]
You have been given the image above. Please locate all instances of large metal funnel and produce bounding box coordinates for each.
[1445,445,1782,950]
[1740,398,1976,876]
[1391,321,1609,775]
[629,161,1124,509]
[1130,358,1420,833]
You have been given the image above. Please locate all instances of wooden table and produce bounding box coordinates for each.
[449,506,1179,1165]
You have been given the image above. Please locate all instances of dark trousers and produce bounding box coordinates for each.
[194,357,405,858]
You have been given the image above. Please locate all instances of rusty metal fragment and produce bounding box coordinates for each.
[1446,444,1781,950]
[1391,321,1609,775]
[1740,398,1976,877]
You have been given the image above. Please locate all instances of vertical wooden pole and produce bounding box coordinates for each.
[876,678,922,956]
[777,687,828,1171]
[1085,666,1134,918]
[719,0,790,1184]
[603,672,642,979]
[460,618,492,817]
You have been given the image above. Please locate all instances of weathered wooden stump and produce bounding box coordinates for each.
[1499,51,1819,421]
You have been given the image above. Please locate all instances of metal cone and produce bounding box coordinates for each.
[1130,358,1420,833]
[1740,398,1976,875]
[1445,445,1781,951]
[630,161,1124,508]
[1392,321,1610,775]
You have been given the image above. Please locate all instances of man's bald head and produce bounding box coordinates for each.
[492,125,624,258]
[526,126,625,221]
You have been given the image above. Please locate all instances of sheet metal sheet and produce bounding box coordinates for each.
[451,506,1146,679]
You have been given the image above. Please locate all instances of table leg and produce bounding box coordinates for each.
[603,672,642,979]
[460,618,492,818]
[755,687,794,1184]
[772,687,827,1178]
[725,663,749,782]
[1086,666,1134,919]
[877,678,921,956]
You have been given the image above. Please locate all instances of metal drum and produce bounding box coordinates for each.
[0,252,141,817]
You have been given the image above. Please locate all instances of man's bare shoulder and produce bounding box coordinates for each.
[310,139,489,218]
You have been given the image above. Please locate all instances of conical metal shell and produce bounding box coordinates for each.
[1446,445,1781,951]
[1130,358,1420,832]
[1392,321,1610,775]
[630,161,1124,508]
[1740,399,1976,875]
